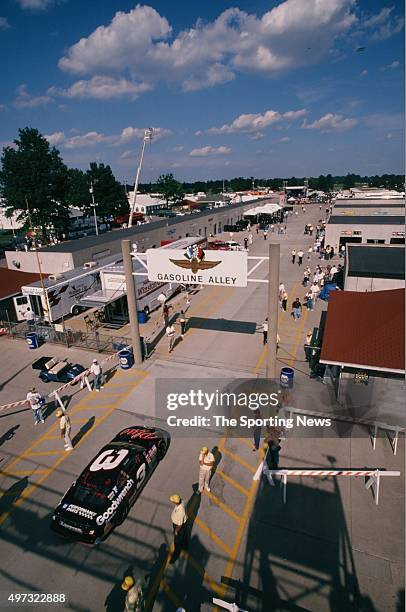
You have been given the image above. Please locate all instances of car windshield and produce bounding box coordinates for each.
[72,468,129,509]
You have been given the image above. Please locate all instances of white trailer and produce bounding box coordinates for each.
[15,257,120,323]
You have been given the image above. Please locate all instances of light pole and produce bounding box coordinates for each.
[89,180,99,236]
[128,127,153,228]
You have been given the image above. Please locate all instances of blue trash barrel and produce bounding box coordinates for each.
[137,310,148,324]
[26,332,39,349]
[280,367,294,388]
[119,349,133,370]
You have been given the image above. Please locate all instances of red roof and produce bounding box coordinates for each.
[320,289,405,373]
[0,268,46,301]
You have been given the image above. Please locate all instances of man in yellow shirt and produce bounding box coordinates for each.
[56,410,73,451]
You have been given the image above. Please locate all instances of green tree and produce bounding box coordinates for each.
[84,162,127,219]
[0,127,69,239]
[157,173,185,205]
[65,168,90,208]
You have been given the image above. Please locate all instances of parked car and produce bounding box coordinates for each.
[33,357,85,383]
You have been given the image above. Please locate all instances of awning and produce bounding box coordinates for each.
[79,289,125,307]
[320,289,405,374]
[244,203,282,216]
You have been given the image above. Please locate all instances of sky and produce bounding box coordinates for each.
[0,0,404,183]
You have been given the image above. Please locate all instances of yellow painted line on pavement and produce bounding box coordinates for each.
[26,450,64,457]
[216,469,250,497]
[161,580,184,608]
[182,550,223,596]
[0,372,149,527]
[220,446,256,474]
[0,469,49,478]
[285,307,309,367]
[194,516,232,556]
[205,490,240,522]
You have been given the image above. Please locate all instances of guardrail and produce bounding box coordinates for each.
[254,449,401,506]
[280,405,404,456]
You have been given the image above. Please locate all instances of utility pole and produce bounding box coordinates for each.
[266,243,280,379]
[89,180,99,236]
[128,128,153,228]
[25,197,51,322]
[121,239,143,365]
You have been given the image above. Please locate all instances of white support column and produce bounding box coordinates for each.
[282,473,287,504]
[371,424,378,450]
[84,375,92,392]
[392,427,399,456]
[365,469,381,505]
[53,391,65,411]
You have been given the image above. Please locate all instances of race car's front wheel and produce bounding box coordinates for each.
[157,439,169,460]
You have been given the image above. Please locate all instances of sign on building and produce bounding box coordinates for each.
[146,247,248,287]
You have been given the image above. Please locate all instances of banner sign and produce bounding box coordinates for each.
[146,246,247,287]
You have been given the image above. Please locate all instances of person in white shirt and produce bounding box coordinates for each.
[166,324,176,352]
[169,494,187,563]
[198,446,215,493]
[262,318,268,345]
[26,387,44,424]
[90,359,103,391]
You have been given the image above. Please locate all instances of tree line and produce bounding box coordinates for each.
[1,127,403,241]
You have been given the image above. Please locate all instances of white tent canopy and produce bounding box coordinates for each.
[244,203,282,216]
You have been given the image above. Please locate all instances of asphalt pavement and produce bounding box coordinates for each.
[0,205,403,612]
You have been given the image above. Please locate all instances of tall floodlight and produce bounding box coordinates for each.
[128,127,153,228]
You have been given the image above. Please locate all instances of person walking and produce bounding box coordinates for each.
[169,494,188,563]
[26,387,45,424]
[244,237,248,250]
[198,446,215,493]
[310,281,320,302]
[291,297,302,321]
[248,233,253,246]
[121,576,145,612]
[291,249,296,264]
[297,249,304,266]
[307,246,313,260]
[304,291,314,311]
[90,359,103,392]
[163,303,170,326]
[304,330,313,362]
[278,283,286,302]
[178,311,187,338]
[56,410,73,451]
[262,318,268,344]
[302,269,310,287]
[166,323,176,353]
[340,244,345,258]
[281,290,288,312]
[252,408,262,451]
[263,229,268,241]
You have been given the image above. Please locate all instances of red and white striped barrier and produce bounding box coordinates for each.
[253,456,401,506]
[0,346,124,413]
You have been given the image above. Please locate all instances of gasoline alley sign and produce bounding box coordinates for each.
[146,248,248,287]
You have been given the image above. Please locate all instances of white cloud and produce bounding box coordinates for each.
[278,136,290,142]
[120,150,133,159]
[302,113,357,132]
[57,1,359,96]
[362,6,404,41]
[16,0,60,9]
[190,145,231,157]
[44,131,65,146]
[380,60,400,71]
[48,76,152,100]
[360,69,368,76]
[173,145,184,151]
[14,84,52,108]
[44,125,172,149]
[208,107,306,134]
[249,132,264,140]
[0,104,7,111]
[0,16,10,29]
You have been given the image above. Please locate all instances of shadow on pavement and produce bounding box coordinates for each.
[0,476,29,515]
[72,416,96,447]
[187,317,257,334]
[0,425,20,447]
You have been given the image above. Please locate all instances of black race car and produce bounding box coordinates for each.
[50,426,170,544]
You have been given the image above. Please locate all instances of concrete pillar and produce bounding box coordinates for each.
[266,243,280,379]
[121,240,143,365]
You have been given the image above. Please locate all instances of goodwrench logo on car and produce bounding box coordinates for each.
[96,479,135,526]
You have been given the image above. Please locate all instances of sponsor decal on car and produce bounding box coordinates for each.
[120,428,158,441]
[96,478,134,526]
[63,504,97,519]
[145,445,157,464]
[60,521,83,533]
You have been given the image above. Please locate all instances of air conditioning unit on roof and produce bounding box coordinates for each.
[84,261,97,269]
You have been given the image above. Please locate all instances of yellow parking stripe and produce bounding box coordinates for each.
[219,446,257,474]
[182,551,223,595]
[194,517,232,556]
[26,450,64,457]
[205,490,240,522]
[216,469,250,497]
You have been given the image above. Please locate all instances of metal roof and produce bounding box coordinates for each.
[320,289,405,373]
[347,245,405,280]
[328,215,404,225]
